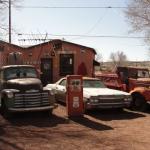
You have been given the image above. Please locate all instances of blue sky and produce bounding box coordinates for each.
[2,0,149,61]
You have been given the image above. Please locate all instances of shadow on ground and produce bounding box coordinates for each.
[69,115,113,131]
[86,109,146,121]
[5,112,69,127]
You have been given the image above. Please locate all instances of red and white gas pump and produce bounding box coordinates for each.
[66,75,84,117]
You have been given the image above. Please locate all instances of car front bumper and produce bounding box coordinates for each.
[85,102,131,109]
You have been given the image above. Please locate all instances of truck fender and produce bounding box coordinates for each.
[130,87,145,95]
[1,89,19,99]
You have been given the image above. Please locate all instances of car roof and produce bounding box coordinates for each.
[59,76,100,81]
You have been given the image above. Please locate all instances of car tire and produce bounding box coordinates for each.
[116,108,124,112]
[42,110,53,116]
[132,94,148,112]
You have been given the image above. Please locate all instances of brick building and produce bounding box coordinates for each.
[0,39,97,85]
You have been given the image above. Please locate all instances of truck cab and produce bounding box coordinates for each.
[116,66,150,111]
[0,65,57,117]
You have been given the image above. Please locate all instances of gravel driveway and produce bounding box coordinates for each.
[0,104,150,150]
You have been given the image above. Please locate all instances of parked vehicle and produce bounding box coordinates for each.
[95,72,125,91]
[96,66,150,111]
[45,77,132,111]
[0,65,57,117]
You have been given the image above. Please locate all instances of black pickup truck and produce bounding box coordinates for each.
[0,65,57,117]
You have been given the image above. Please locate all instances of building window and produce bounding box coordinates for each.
[60,54,74,76]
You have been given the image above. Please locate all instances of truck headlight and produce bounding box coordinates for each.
[7,91,14,99]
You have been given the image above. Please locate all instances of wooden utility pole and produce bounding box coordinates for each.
[9,0,11,43]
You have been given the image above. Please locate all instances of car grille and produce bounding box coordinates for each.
[13,91,50,108]
[91,95,124,103]
[98,98,124,103]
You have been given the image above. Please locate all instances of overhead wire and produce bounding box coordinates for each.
[70,8,109,41]
[17,33,148,39]
[10,3,150,47]
[14,6,150,9]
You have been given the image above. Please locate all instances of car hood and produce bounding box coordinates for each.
[83,88,130,98]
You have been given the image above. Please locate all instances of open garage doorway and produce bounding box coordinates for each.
[40,58,53,86]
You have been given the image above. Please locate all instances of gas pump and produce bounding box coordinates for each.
[66,75,84,117]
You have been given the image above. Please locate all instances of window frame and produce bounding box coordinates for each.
[59,54,74,76]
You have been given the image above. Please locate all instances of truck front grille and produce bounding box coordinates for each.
[13,91,50,108]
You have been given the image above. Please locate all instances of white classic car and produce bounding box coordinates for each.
[45,77,132,110]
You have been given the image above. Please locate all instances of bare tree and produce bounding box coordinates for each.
[95,52,103,70]
[109,51,128,69]
[0,0,22,39]
[125,0,150,43]
[0,0,21,10]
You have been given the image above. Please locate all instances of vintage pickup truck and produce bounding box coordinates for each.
[96,66,150,111]
[0,65,57,117]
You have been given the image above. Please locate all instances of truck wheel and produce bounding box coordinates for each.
[132,95,147,112]
[1,99,12,119]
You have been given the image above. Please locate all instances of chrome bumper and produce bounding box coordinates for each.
[86,102,131,109]
[8,104,58,112]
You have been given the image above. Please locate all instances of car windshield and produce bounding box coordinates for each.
[4,67,38,80]
[83,79,106,88]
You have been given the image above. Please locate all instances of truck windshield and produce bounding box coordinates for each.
[137,70,150,78]
[129,70,150,79]
[83,79,106,88]
[4,67,38,80]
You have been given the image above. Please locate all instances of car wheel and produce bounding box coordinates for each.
[42,110,53,116]
[116,108,124,112]
[132,94,147,112]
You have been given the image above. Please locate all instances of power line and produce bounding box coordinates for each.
[17,34,148,39]
[70,8,109,41]
[15,6,150,9]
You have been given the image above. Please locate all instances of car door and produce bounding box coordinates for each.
[55,79,67,103]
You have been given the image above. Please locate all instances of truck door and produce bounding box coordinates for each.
[0,70,2,104]
[41,58,53,86]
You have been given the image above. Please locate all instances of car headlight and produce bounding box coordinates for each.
[48,89,56,95]
[124,96,132,101]
[7,91,14,99]
[90,99,99,103]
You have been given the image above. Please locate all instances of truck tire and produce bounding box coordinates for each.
[1,99,12,118]
[132,94,147,112]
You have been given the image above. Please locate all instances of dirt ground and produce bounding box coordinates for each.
[0,104,150,150]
